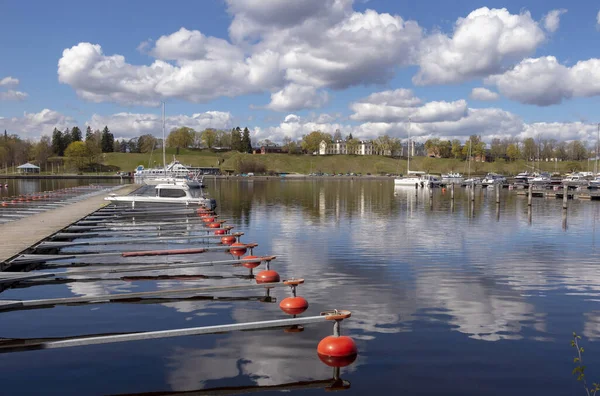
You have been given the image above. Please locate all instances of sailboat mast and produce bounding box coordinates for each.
[407,117,411,175]
[468,139,472,178]
[162,102,167,176]
[596,123,599,175]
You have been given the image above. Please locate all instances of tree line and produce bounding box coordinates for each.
[423,135,590,162]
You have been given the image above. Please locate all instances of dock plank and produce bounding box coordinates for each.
[0,184,141,266]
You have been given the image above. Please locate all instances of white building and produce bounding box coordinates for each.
[319,140,373,155]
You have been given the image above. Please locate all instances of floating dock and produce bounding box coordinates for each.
[0,184,141,267]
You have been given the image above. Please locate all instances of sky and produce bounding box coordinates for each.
[2,0,600,144]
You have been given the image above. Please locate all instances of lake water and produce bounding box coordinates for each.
[2,179,600,395]
[0,178,125,197]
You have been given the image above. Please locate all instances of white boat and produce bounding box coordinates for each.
[441,172,464,184]
[463,177,482,186]
[562,173,589,186]
[135,161,204,188]
[104,183,216,209]
[394,171,441,187]
[514,172,530,185]
[589,176,600,188]
[394,119,439,187]
[530,172,552,185]
[481,173,506,186]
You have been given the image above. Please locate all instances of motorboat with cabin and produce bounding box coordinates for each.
[530,172,552,185]
[394,171,441,187]
[481,173,506,187]
[562,173,589,186]
[134,160,204,188]
[104,182,216,209]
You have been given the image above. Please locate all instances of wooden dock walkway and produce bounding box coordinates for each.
[0,184,140,267]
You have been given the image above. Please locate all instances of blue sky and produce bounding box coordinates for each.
[1,0,600,144]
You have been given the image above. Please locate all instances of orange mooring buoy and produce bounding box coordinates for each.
[214,229,227,235]
[241,255,261,269]
[229,242,247,256]
[202,216,215,223]
[317,310,357,367]
[221,235,236,245]
[208,222,221,228]
[255,269,280,283]
[280,296,309,315]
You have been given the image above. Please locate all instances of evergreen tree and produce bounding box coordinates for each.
[51,128,64,156]
[241,127,252,153]
[85,126,93,141]
[71,126,82,142]
[230,127,242,152]
[347,133,354,141]
[101,126,114,153]
[3,130,7,142]
[62,128,72,151]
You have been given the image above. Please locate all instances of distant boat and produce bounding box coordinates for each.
[562,173,589,186]
[441,172,464,184]
[463,177,482,186]
[395,171,441,187]
[105,183,216,209]
[481,173,506,186]
[531,172,551,185]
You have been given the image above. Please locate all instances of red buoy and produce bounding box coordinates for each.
[202,216,215,223]
[317,336,357,367]
[208,222,221,228]
[241,255,261,269]
[229,242,247,256]
[214,229,227,235]
[279,296,309,315]
[221,235,236,245]
[317,352,357,368]
[255,269,280,283]
[1,202,6,207]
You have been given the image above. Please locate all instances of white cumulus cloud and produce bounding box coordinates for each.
[266,84,329,111]
[0,76,19,87]
[86,111,234,140]
[414,7,546,85]
[486,56,600,106]
[0,109,74,138]
[0,90,28,101]
[542,9,567,33]
[470,87,500,101]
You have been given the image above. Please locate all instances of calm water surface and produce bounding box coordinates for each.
[2,179,600,395]
[0,178,125,196]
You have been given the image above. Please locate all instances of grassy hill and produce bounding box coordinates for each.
[100,149,589,176]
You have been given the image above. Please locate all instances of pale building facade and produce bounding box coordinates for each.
[319,140,374,155]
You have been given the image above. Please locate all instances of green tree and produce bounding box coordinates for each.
[200,129,217,149]
[216,130,231,148]
[62,128,72,150]
[241,127,252,153]
[451,139,463,159]
[231,127,242,152]
[33,136,52,167]
[522,137,536,160]
[569,140,588,161]
[166,127,194,153]
[301,131,332,154]
[71,126,82,142]
[137,134,157,153]
[490,138,504,160]
[64,141,90,171]
[282,136,298,154]
[51,128,64,156]
[346,138,359,154]
[85,126,93,141]
[100,126,114,153]
[506,143,520,161]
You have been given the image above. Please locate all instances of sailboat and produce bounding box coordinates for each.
[462,139,481,186]
[133,103,203,188]
[394,120,440,187]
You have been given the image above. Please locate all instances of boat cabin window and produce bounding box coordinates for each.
[156,188,187,198]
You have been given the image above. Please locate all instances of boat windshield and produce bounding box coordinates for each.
[157,188,187,198]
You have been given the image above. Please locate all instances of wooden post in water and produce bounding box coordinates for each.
[563,184,568,210]
[450,183,455,200]
[429,187,433,209]
[527,184,533,206]
[562,208,568,230]
[495,184,500,204]
[470,182,475,202]
[528,206,532,225]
